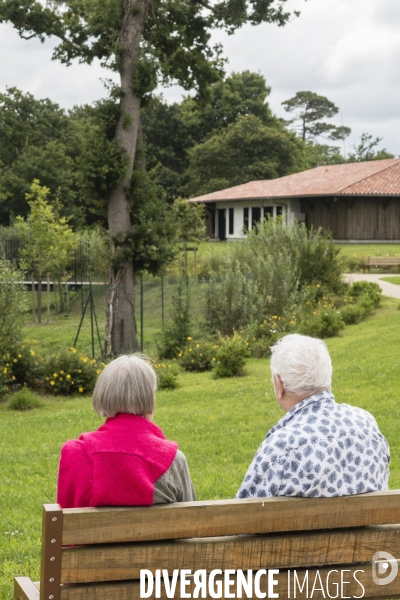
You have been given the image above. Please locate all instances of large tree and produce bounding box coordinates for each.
[0,88,80,225]
[282,91,351,142]
[182,114,306,196]
[142,70,280,201]
[0,0,299,355]
[348,133,394,162]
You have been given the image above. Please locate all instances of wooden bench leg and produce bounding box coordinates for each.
[14,578,40,600]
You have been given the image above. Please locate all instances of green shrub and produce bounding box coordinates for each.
[8,387,44,411]
[0,261,28,356]
[157,283,191,359]
[339,303,365,325]
[348,281,382,307]
[214,333,249,378]
[205,264,259,336]
[298,308,345,338]
[45,348,104,395]
[346,256,367,273]
[179,340,217,372]
[154,362,180,390]
[246,315,296,358]
[6,341,46,386]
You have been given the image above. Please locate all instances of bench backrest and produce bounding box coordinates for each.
[16,491,400,599]
[367,256,400,265]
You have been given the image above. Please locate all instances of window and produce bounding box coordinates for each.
[228,208,234,235]
[264,207,273,219]
[243,207,249,231]
[276,205,283,216]
[252,207,261,228]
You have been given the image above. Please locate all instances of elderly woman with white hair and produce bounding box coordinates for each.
[57,355,196,508]
[236,334,390,499]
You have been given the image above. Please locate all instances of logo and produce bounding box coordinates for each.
[372,552,398,586]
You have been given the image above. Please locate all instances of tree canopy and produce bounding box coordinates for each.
[0,0,301,355]
[182,114,306,196]
[0,88,79,225]
[282,91,351,142]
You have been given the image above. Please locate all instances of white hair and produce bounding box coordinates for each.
[92,354,157,418]
[270,334,332,395]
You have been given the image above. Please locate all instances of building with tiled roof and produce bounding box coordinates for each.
[189,158,400,241]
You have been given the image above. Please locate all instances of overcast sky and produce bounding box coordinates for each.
[0,0,399,156]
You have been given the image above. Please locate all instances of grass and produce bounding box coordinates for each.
[2,296,400,597]
[381,276,400,286]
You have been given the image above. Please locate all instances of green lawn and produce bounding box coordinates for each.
[2,297,400,597]
[381,276,400,286]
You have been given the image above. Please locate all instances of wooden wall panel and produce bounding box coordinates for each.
[301,197,400,239]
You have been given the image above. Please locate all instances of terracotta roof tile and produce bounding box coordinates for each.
[188,158,400,202]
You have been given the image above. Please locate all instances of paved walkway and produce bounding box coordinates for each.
[345,273,400,299]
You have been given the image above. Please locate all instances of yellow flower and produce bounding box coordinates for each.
[12,375,16,380]
[18,354,22,358]
[82,358,88,363]
[3,368,7,373]
[187,337,193,341]
[66,374,71,379]
[13,359,17,363]
[59,377,63,381]
[79,387,84,393]
[212,357,216,361]
[78,369,82,373]
[272,316,277,319]
[196,344,200,348]
[30,350,35,356]
[46,377,49,381]
[189,349,192,352]
[50,381,55,386]
[178,352,183,357]
[53,373,58,378]
[60,370,64,374]
[96,369,101,375]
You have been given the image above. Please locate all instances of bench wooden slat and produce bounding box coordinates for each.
[57,562,400,600]
[14,578,40,600]
[62,491,400,545]
[368,257,400,264]
[60,525,400,584]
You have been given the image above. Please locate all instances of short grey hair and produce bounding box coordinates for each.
[92,354,157,418]
[270,334,332,395]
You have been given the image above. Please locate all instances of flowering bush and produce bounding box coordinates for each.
[5,340,45,386]
[45,348,105,395]
[153,362,180,390]
[214,332,250,378]
[247,314,297,357]
[298,307,345,338]
[179,339,217,372]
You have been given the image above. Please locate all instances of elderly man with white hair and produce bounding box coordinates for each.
[236,334,390,499]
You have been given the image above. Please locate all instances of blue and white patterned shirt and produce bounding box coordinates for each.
[236,390,390,499]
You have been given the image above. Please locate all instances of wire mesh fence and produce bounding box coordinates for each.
[1,238,211,357]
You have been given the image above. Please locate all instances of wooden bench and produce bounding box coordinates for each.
[364,256,400,273]
[14,491,400,600]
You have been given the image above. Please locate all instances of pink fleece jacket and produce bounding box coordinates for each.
[57,413,178,508]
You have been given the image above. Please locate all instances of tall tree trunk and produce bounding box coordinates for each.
[105,0,149,357]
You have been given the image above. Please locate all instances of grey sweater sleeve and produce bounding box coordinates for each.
[153,449,196,504]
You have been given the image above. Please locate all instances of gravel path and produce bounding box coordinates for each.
[345,273,400,299]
